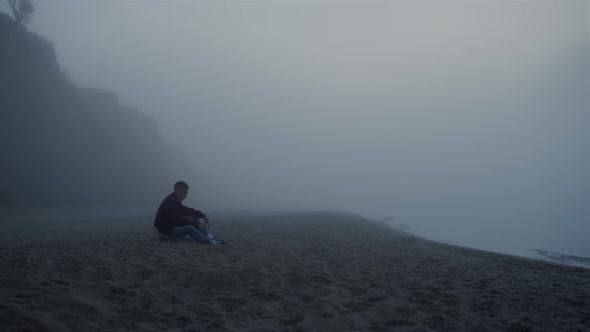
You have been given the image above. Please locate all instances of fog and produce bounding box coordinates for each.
[3,1,588,257]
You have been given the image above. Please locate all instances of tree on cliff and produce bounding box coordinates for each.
[7,0,34,24]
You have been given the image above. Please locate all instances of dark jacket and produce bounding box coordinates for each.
[154,192,206,234]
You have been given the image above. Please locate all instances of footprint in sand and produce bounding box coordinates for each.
[381,319,415,327]
[345,286,368,296]
[425,314,454,330]
[310,275,331,285]
[366,293,388,303]
[241,327,283,332]
[173,315,195,328]
[251,290,283,301]
[394,305,417,318]
[216,297,248,312]
[133,269,157,282]
[13,292,41,301]
[317,311,334,318]
[281,312,304,326]
[40,279,70,287]
[4,313,42,329]
[344,301,371,312]
[284,273,307,284]
[299,293,317,303]
[59,301,100,315]
[25,303,55,312]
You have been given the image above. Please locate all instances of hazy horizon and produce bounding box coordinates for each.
[2,1,588,257]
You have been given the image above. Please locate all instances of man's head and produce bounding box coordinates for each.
[173,181,189,201]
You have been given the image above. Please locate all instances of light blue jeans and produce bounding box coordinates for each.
[169,216,211,244]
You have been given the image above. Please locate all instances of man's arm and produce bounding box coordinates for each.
[180,205,206,219]
[180,205,210,229]
[164,199,194,227]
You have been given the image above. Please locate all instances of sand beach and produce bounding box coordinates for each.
[1,210,589,331]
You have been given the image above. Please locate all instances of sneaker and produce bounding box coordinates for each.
[211,239,224,245]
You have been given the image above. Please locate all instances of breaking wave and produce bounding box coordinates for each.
[530,249,590,269]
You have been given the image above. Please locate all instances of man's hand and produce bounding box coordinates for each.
[198,215,210,230]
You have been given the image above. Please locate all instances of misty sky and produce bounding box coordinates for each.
[4,1,589,255]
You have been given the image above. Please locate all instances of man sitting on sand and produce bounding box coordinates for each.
[154,181,224,245]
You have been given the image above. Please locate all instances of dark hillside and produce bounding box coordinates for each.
[0,12,183,207]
